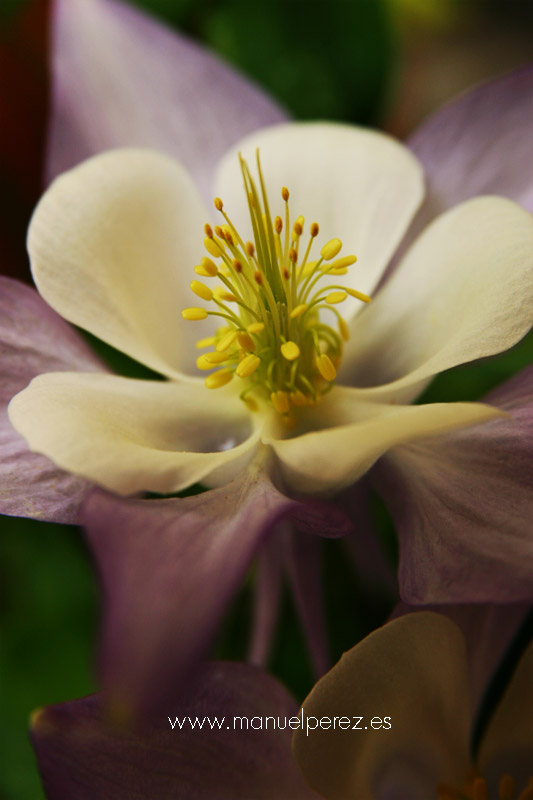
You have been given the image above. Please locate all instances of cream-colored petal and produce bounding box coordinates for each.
[214,122,424,316]
[341,196,533,400]
[8,373,260,495]
[292,612,471,800]
[263,386,502,494]
[29,148,213,378]
[478,638,533,788]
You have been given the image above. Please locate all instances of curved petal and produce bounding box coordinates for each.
[29,148,214,378]
[409,64,533,226]
[264,387,502,494]
[31,663,319,800]
[8,372,259,496]
[292,612,471,800]
[83,476,350,715]
[48,0,287,202]
[214,122,424,313]
[341,197,533,398]
[478,637,533,791]
[376,366,533,603]
[0,277,103,522]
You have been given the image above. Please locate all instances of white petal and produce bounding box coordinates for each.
[29,149,212,378]
[293,612,471,800]
[214,122,424,315]
[341,196,533,400]
[8,373,260,495]
[263,387,502,494]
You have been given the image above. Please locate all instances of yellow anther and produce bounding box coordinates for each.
[274,216,283,234]
[281,341,300,361]
[204,236,223,258]
[243,396,259,413]
[216,330,238,352]
[331,255,357,268]
[499,775,515,800]
[346,287,371,303]
[190,280,213,301]
[296,215,304,228]
[281,187,289,201]
[205,351,229,364]
[196,336,216,349]
[326,291,347,304]
[316,353,336,381]
[214,225,224,238]
[310,222,319,237]
[254,271,263,285]
[289,248,298,263]
[290,390,308,407]
[182,307,208,321]
[236,354,261,378]
[327,267,349,276]
[194,263,218,278]
[196,354,218,370]
[233,259,243,273]
[321,238,342,260]
[473,778,487,800]
[246,241,255,257]
[215,236,227,251]
[214,197,223,211]
[247,322,265,334]
[290,303,308,319]
[338,317,350,341]
[214,289,238,303]
[270,391,291,414]
[292,221,303,237]
[204,223,214,237]
[282,267,290,280]
[237,332,255,352]
[300,261,317,278]
[271,390,290,414]
[205,368,233,389]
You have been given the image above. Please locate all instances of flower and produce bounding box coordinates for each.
[8,130,532,498]
[293,609,533,800]
[3,0,533,713]
[29,661,319,800]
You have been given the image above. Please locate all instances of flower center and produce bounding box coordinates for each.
[437,775,533,800]
[182,151,371,425]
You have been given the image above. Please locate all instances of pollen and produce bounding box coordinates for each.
[182,150,370,417]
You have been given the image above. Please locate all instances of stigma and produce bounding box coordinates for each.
[182,151,371,422]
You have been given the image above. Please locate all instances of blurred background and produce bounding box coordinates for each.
[1,1,532,797]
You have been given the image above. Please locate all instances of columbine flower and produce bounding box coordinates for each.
[30,661,319,800]
[8,131,532,498]
[293,610,533,800]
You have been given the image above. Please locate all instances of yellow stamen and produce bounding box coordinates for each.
[326,291,347,304]
[182,307,208,321]
[236,354,261,378]
[205,368,233,389]
[205,351,229,364]
[196,354,218,370]
[290,390,309,407]
[237,332,255,352]
[247,322,265,334]
[316,353,336,381]
[190,280,213,301]
[214,289,238,303]
[271,390,290,414]
[281,341,300,361]
[200,257,219,276]
[338,317,350,341]
[290,303,308,319]
[216,330,238,352]
[321,238,342,260]
[196,336,216,349]
[331,255,357,268]
[204,236,223,258]
[346,287,371,303]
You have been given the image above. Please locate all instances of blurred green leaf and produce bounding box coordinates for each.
[0,517,98,800]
